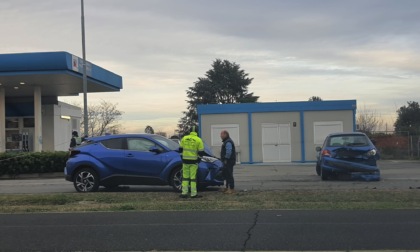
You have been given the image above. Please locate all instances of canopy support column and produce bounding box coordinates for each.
[0,88,5,152]
[34,86,43,152]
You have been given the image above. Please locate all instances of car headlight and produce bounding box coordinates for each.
[367,149,377,156]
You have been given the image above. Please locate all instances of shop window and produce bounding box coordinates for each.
[23,118,35,127]
[6,130,20,150]
[6,118,19,128]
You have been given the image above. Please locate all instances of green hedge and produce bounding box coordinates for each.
[0,151,68,177]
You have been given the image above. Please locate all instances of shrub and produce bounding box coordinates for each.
[0,151,68,177]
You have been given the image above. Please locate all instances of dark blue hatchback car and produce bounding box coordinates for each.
[315,132,380,181]
[65,134,224,192]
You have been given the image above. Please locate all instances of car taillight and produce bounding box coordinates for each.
[68,149,80,158]
[321,150,331,157]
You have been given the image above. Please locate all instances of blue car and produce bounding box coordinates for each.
[315,132,380,181]
[65,134,224,192]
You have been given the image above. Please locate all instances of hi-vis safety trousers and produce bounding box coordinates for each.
[181,163,198,197]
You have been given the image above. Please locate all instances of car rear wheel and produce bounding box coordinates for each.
[321,168,329,181]
[170,167,182,192]
[73,168,100,192]
[316,164,321,176]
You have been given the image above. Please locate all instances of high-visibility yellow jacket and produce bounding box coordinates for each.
[180,132,204,164]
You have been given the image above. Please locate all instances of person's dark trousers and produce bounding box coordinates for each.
[223,160,235,189]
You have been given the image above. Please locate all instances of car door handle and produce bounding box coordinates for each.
[126,153,134,157]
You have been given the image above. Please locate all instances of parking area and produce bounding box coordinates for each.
[235,160,420,191]
[0,160,419,194]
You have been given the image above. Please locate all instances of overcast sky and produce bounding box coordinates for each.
[1,0,419,134]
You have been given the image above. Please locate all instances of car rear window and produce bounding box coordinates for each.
[328,135,369,147]
[127,138,163,152]
[101,138,125,150]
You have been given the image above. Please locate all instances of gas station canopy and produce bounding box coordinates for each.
[0,51,123,97]
[0,51,123,152]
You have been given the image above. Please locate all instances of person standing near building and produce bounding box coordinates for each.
[179,125,205,198]
[220,130,236,194]
[69,131,82,149]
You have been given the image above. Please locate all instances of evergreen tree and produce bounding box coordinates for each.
[394,101,420,135]
[177,59,259,134]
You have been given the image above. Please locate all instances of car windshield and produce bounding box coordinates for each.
[152,135,216,156]
[150,135,180,151]
[327,135,370,147]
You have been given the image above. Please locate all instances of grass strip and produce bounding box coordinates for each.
[0,189,419,213]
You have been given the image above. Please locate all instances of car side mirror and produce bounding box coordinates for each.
[315,146,322,152]
[149,146,161,154]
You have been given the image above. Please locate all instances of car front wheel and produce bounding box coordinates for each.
[73,168,99,192]
[170,167,182,192]
[316,164,321,176]
[321,167,329,181]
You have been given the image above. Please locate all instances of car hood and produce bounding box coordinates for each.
[328,146,379,160]
[203,143,215,157]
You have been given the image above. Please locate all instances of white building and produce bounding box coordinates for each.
[0,52,122,152]
[197,100,357,163]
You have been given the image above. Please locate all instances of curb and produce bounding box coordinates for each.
[0,172,63,180]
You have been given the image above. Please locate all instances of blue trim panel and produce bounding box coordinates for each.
[197,100,357,114]
[0,52,68,72]
[64,70,121,91]
[247,112,253,163]
[0,70,121,91]
[299,111,305,162]
[352,108,357,131]
[0,51,122,90]
[64,53,122,89]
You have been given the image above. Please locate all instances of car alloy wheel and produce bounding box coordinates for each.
[74,168,99,192]
[170,167,182,192]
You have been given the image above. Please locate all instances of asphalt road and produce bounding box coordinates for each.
[1,160,420,251]
[0,210,419,251]
[0,160,419,194]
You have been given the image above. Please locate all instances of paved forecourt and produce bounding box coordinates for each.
[0,160,419,194]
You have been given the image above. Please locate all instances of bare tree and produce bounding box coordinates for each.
[155,131,167,137]
[357,105,384,135]
[81,100,123,137]
[145,125,155,134]
[308,96,323,101]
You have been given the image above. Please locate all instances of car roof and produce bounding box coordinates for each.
[86,133,157,142]
[327,132,368,137]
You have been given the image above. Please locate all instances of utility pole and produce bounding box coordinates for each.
[81,0,89,137]
[81,0,88,137]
